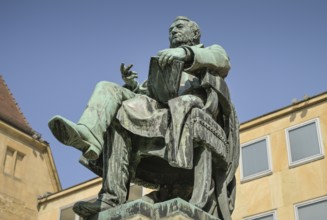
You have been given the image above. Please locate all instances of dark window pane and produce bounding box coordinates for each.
[298,200,327,220]
[60,206,76,220]
[289,122,320,162]
[242,139,269,178]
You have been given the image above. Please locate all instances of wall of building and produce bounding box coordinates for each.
[38,178,101,220]
[0,122,61,220]
[232,94,327,220]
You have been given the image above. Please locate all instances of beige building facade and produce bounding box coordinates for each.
[38,178,101,220]
[232,92,327,220]
[0,76,61,220]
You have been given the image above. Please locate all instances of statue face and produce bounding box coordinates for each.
[169,20,196,48]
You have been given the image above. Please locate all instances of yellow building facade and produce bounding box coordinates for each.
[0,76,61,220]
[232,92,327,220]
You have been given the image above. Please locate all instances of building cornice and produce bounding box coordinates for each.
[240,91,327,132]
[38,177,102,205]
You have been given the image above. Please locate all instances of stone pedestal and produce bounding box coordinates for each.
[87,198,220,220]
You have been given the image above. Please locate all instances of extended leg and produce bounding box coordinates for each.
[78,81,136,146]
[48,81,136,160]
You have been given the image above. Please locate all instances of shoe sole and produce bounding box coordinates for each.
[49,116,100,160]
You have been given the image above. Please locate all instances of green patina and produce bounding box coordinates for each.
[49,16,239,220]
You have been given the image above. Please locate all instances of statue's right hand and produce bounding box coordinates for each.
[120,63,138,81]
[120,63,138,87]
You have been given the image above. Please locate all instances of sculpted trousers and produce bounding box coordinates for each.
[78,81,136,147]
[98,125,133,206]
[78,81,136,205]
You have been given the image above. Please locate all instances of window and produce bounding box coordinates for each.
[14,152,25,179]
[3,147,14,175]
[60,198,96,220]
[240,137,272,182]
[128,184,143,201]
[295,197,327,220]
[286,119,324,167]
[60,206,77,220]
[244,210,276,220]
[3,147,25,180]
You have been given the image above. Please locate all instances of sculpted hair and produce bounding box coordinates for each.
[173,16,201,45]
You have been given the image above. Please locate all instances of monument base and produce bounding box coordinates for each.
[86,198,220,220]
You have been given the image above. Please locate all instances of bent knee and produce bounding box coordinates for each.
[95,81,120,89]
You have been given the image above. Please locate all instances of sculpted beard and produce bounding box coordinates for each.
[170,35,196,48]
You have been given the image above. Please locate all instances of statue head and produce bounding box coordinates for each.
[169,16,201,48]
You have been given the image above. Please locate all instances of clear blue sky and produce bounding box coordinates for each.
[1,0,326,189]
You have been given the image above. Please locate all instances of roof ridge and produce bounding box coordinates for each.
[0,75,35,136]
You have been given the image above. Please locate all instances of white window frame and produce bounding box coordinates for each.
[240,136,273,182]
[285,118,324,168]
[244,210,277,220]
[294,196,327,220]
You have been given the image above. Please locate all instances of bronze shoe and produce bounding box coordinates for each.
[73,199,113,218]
[48,115,101,160]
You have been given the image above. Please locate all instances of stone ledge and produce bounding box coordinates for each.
[87,198,220,220]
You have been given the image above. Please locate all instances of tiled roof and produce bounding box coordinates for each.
[0,75,34,136]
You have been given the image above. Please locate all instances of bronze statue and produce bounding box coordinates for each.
[49,16,239,220]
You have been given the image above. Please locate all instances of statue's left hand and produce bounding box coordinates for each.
[157,48,186,68]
